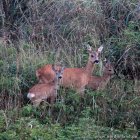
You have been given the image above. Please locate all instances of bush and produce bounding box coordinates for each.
[0,0,139,139]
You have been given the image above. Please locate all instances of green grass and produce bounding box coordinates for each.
[0,0,140,139]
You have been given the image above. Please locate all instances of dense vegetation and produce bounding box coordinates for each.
[0,0,140,139]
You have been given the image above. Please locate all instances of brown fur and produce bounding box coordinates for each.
[28,83,58,106]
[27,66,64,106]
[87,61,114,90]
[36,46,103,95]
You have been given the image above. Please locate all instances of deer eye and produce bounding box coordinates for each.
[91,55,94,57]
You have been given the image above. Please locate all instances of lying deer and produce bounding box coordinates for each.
[36,45,103,95]
[87,60,114,90]
[27,65,65,106]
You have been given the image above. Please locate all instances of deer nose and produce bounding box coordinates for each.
[58,76,62,79]
[94,60,99,63]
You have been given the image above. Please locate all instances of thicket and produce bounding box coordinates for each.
[0,0,140,139]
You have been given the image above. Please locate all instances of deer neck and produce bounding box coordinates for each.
[102,74,111,82]
[53,78,60,90]
[85,60,95,76]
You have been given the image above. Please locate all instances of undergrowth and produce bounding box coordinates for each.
[0,0,140,139]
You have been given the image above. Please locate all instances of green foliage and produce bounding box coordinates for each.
[21,105,33,117]
[0,111,6,132]
[0,0,139,139]
[124,21,140,44]
[0,108,137,140]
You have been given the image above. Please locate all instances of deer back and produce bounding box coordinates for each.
[36,64,62,83]
[28,83,56,101]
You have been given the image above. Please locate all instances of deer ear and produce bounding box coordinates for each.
[61,66,65,72]
[103,58,108,63]
[86,44,92,53]
[97,45,103,53]
[103,58,110,67]
[52,64,56,72]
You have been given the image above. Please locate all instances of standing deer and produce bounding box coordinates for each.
[27,65,65,107]
[36,45,103,95]
[87,60,114,90]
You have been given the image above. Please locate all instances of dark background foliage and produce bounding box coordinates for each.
[0,0,140,139]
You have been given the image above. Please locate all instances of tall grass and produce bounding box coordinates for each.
[0,0,140,139]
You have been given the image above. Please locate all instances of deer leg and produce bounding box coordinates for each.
[76,87,85,109]
[50,95,56,105]
[32,99,42,107]
[76,87,85,97]
[49,95,57,115]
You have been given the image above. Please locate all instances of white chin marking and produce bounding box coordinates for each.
[27,93,35,99]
